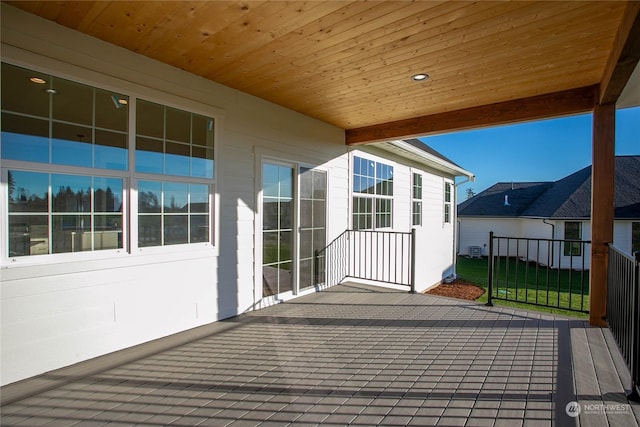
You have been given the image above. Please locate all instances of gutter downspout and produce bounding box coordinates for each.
[452,175,475,278]
[543,218,555,267]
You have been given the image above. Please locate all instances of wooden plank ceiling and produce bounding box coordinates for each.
[5,1,632,142]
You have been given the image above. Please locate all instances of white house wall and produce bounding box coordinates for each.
[613,221,635,254]
[416,173,456,290]
[350,147,457,291]
[0,5,347,386]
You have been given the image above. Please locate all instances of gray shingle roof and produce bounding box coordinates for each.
[458,156,640,219]
[404,138,463,168]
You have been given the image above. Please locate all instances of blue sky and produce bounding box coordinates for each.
[420,106,639,204]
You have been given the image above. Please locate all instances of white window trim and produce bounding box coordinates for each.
[443,179,454,226]
[350,153,395,231]
[411,170,423,228]
[1,57,221,266]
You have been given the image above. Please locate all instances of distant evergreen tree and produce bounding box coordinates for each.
[466,188,476,200]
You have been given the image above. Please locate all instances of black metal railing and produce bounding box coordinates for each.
[607,244,640,402]
[315,229,415,292]
[486,231,591,313]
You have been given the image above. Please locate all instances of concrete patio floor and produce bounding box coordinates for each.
[1,282,639,426]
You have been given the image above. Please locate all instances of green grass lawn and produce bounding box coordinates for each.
[456,256,589,319]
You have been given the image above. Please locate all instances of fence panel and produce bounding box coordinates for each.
[607,244,640,402]
[487,232,590,313]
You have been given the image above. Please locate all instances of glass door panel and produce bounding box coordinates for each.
[262,163,294,296]
[299,168,326,290]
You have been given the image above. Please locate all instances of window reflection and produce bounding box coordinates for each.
[137,180,210,247]
[9,215,48,257]
[136,137,163,174]
[1,62,49,118]
[7,170,124,255]
[135,99,214,178]
[8,170,49,212]
[52,215,92,253]
[2,62,214,256]
[1,63,129,171]
[164,182,188,213]
[189,184,209,213]
[52,174,91,213]
[164,215,188,245]
[139,215,161,247]
[95,130,127,170]
[52,77,93,125]
[138,181,162,213]
[94,177,123,213]
[1,114,50,163]
[190,214,209,243]
[262,163,295,296]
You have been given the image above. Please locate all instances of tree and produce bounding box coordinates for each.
[8,171,15,202]
[466,188,476,200]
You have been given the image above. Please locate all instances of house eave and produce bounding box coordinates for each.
[375,140,475,179]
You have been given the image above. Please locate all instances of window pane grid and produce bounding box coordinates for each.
[138,181,210,247]
[352,156,394,230]
[7,170,124,256]
[2,62,216,258]
[412,173,422,226]
[1,63,129,171]
[563,221,582,256]
[443,182,453,223]
[136,99,214,179]
[413,201,422,226]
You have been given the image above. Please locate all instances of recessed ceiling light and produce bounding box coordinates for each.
[411,73,429,82]
[118,99,128,105]
[30,77,46,84]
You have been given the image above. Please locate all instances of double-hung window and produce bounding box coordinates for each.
[563,221,582,256]
[444,181,453,224]
[352,156,393,230]
[135,99,214,247]
[412,173,422,226]
[1,62,215,260]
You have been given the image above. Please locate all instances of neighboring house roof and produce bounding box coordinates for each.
[459,155,640,220]
[374,138,475,180]
[457,182,553,217]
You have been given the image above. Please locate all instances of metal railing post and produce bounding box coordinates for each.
[314,249,320,287]
[486,231,494,307]
[410,228,416,294]
[629,251,640,402]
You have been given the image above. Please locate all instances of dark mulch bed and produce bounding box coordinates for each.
[425,279,485,301]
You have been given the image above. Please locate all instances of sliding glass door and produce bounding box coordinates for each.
[262,162,326,297]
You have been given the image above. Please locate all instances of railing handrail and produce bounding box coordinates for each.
[606,243,640,402]
[608,243,639,263]
[314,229,415,292]
[315,229,350,257]
[490,234,592,245]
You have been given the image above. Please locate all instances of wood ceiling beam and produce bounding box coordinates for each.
[599,1,640,105]
[345,85,597,146]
